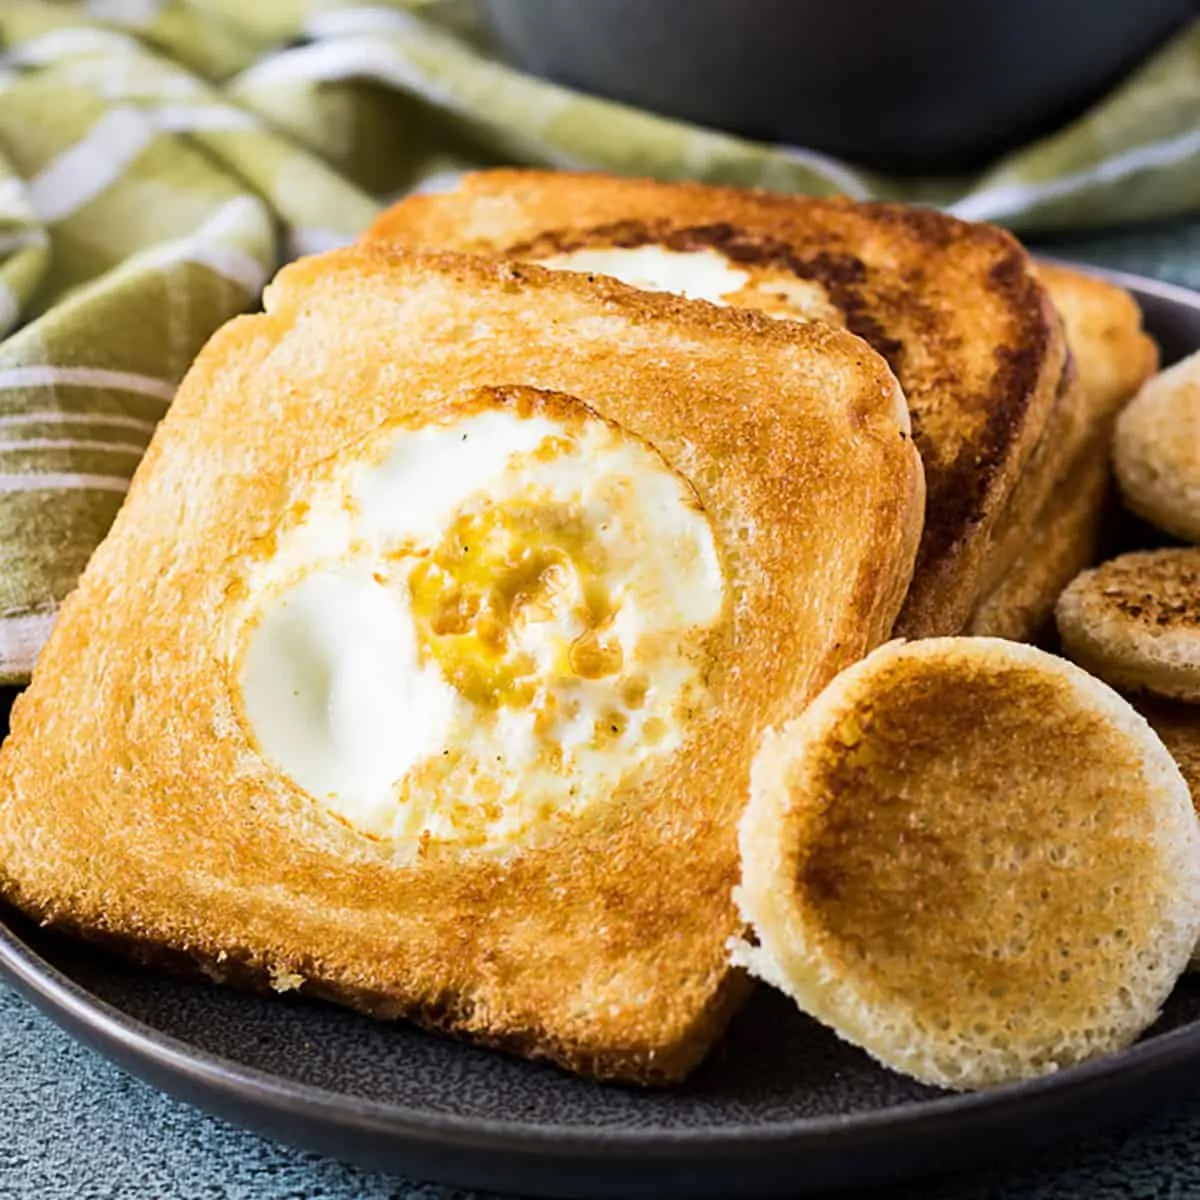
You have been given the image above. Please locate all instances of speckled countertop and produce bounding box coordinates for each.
[3,217,1200,1200]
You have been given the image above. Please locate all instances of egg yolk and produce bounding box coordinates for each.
[407,499,623,709]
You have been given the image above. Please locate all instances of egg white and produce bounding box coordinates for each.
[232,397,726,850]
[535,244,840,322]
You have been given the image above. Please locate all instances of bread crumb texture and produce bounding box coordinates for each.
[1057,549,1200,701]
[736,638,1200,1090]
[1114,350,1200,544]
[367,168,1066,638]
[0,246,923,1084]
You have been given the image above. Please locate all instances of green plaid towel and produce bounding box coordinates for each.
[0,0,1197,681]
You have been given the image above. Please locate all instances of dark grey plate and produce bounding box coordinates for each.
[2,264,1200,1200]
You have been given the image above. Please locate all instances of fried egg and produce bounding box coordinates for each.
[533,244,841,322]
[231,388,727,851]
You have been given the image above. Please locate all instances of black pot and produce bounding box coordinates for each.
[481,0,1193,175]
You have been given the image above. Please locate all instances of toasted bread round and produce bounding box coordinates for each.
[735,638,1200,1091]
[1056,549,1200,702]
[1113,351,1200,544]
[1132,696,1200,968]
[0,247,922,1085]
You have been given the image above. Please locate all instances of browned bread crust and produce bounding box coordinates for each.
[366,169,1067,638]
[974,359,1082,599]
[0,247,922,1084]
[970,264,1155,630]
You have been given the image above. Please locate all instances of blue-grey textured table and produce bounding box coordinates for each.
[4,218,1200,1200]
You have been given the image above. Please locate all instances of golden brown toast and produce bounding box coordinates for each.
[735,638,1200,1090]
[0,247,922,1084]
[1056,548,1200,702]
[974,263,1158,601]
[365,169,1067,638]
[1038,262,1160,423]
[1114,350,1200,543]
[967,440,1110,642]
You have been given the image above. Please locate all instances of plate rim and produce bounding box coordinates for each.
[1037,255,1200,311]
[3,262,1200,1191]
[6,901,1200,1159]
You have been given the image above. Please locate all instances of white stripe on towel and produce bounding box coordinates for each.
[0,412,157,433]
[154,104,259,133]
[0,438,146,455]
[140,195,270,293]
[948,127,1200,222]
[0,367,175,401]
[83,0,164,30]
[28,108,158,222]
[0,611,58,674]
[0,472,131,494]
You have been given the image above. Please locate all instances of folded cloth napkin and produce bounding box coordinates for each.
[0,0,1197,681]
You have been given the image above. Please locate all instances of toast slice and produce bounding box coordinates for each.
[975,263,1158,600]
[967,442,1110,642]
[0,247,923,1083]
[735,638,1200,1090]
[365,169,1067,638]
[1039,262,1160,425]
